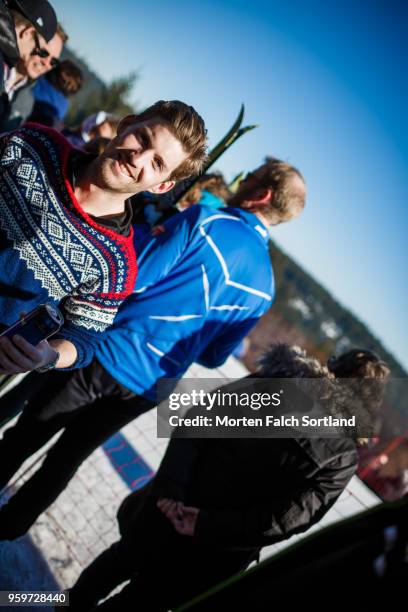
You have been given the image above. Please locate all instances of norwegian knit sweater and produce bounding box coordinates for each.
[0,123,137,368]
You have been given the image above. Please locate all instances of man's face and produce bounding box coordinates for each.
[21,33,63,80]
[94,117,188,195]
[229,164,269,207]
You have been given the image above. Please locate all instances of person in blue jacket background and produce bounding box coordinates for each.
[0,157,306,540]
[28,59,84,128]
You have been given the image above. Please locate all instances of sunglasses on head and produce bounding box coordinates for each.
[31,32,60,68]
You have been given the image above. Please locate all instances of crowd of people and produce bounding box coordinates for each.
[0,1,404,609]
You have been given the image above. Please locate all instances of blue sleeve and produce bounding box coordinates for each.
[53,322,99,370]
[197,317,260,369]
[133,207,201,292]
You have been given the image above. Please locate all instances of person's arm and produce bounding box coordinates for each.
[0,334,76,373]
[51,208,198,366]
[0,208,200,372]
[49,337,77,367]
[0,293,128,372]
[193,454,358,548]
[0,280,137,373]
[196,317,261,369]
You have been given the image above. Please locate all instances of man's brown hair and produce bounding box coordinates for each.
[179,172,230,208]
[56,23,68,44]
[256,156,306,224]
[47,59,83,95]
[134,100,208,181]
[10,8,33,29]
[11,12,68,44]
[198,172,230,202]
[327,349,390,381]
[328,348,390,444]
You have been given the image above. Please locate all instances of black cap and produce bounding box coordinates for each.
[11,0,58,42]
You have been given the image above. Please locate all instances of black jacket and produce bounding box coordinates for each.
[119,345,358,552]
[0,1,20,127]
[0,1,19,68]
[151,434,357,550]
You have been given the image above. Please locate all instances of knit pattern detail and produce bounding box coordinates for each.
[0,124,137,333]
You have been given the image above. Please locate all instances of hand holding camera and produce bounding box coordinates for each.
[0,305,63,374]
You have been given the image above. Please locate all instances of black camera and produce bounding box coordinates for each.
[1,304,64,346]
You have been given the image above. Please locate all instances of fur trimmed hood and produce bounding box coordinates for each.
[258,344,377,439]
[259,343,330,379]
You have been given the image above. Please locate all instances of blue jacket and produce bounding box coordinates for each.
[96,205,275,400]
[33,77,69,122]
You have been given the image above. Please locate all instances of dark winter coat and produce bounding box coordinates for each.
[118,345,359,552]
[0,0,20,126]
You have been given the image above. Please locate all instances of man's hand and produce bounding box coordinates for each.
[0,335,58,374]
[157,497,200,536]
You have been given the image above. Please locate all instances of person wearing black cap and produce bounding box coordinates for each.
[0,0,57,127]
[1,21,67,131]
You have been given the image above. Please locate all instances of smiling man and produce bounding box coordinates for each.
[0,100,207,373]
[0,0,58,129]
[20,24,65,80]
[1,23,67,131]
[0,156,305,542]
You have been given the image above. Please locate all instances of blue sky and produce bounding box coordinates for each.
[53,0,408,368]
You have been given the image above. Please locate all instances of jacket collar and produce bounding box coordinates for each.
[224,207,270,244]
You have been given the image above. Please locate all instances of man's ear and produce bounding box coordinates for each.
[148,181,176,195]
[18,25,36,41]
[248,188,273,206]
[117,114,138,135]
